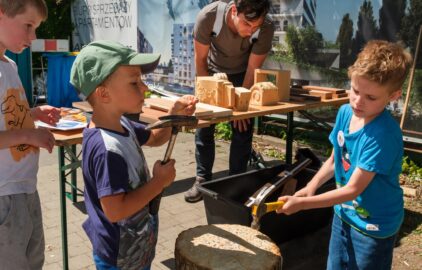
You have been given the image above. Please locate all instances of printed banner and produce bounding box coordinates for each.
[71,0,138,51]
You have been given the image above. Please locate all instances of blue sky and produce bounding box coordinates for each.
[315,0,382,42]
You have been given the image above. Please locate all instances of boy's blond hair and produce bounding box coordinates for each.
[348,40,412,93]
[0,0,47,20]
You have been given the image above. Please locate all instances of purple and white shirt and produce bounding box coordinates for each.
[81,117,157,269]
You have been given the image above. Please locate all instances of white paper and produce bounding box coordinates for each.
[35,119,86,131]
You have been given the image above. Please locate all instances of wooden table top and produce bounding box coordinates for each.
[53,129,83,146]
[63,97,349,143]
[74,97,348,128]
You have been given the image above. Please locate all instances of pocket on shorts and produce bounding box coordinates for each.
[0,195,14,227]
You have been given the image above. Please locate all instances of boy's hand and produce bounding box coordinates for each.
[27,128,56,153]
[276,196,304,215]
[169,95,198,116]
[31,105,61,125]
[152,159,176,188]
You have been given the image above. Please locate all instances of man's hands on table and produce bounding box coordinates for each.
[233,118,251,132]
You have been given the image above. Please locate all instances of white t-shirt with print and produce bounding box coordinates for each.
[0,56,39,196]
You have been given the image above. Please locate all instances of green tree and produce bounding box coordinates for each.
[400,0,422,68]
[285,25,323,64]
[378,0,406,42]
[36,0,73,40]
[351,0,378,59]
[336,14,353,68]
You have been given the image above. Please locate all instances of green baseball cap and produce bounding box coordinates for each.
[70,40,160,100]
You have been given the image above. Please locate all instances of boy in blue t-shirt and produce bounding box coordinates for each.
[70,40,197,270]
[276,40,412,269]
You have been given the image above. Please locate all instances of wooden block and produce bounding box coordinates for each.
[332,93,349,99]
[309,90,333,100]
[249,82,279,106]
[195,77,219,105]
[195,75,235,108]
[255,69,291,101]
[223,82,235,108]
[302,85,346,94]
[234,87,251,111]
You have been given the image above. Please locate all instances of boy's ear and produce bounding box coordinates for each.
[231,5,237,16]
[389,89,402,102]
[94,86,111,103]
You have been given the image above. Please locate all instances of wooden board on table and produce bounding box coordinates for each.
[145,98,213,118]
[291,89,332,100]
[195,102,232,118]
[146,97,233,118]
[301,85,346,94]
[72,101,92,112]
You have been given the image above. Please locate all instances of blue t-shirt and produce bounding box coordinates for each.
[81,117,157,268]
[329,104,404,238]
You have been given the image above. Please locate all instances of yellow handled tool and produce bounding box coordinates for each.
[252,201,284,216]
[251,201,285,230]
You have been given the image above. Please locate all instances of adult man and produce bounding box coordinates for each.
[185,0,274,202]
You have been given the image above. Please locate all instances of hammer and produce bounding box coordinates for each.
[245,158,312,230]
[145,115,198,214]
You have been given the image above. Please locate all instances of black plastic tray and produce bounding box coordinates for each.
[198,163,334,244]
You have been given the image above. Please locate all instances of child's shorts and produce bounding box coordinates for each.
[327,214,396,270]
[93,253,151,270]
[0,191,45,270]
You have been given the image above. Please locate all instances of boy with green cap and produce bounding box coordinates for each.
[70,40,197,270]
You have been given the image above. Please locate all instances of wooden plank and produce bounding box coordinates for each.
[145,98,214,118]
[301,85,346,94]
[72,101,92,112]
[332,93,349,98]
[309,90,333,100]
[161,97,233,118]
[292,88,332,100]
[195,102,233,118]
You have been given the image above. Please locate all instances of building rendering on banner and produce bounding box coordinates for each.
[171,23,195,88]
[137,29,153,54]
[270,0,317,45]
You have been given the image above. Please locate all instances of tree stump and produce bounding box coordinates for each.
[175,224,282,270]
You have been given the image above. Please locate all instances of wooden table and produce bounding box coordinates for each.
[74,97,348,163]
[136,97,349,163]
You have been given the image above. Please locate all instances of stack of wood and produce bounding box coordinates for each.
[290,85,349,101]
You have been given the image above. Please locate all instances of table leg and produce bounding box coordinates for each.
[58,146,69,270]
[71,144,77,203]
[286,112,294,165]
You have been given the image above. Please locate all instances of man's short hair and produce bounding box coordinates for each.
[0,0,47,20]
[348,40,412,92]
[234,0,270,21]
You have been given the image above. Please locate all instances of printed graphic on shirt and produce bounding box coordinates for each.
[1,88,37,161]
[337,130,351,172]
